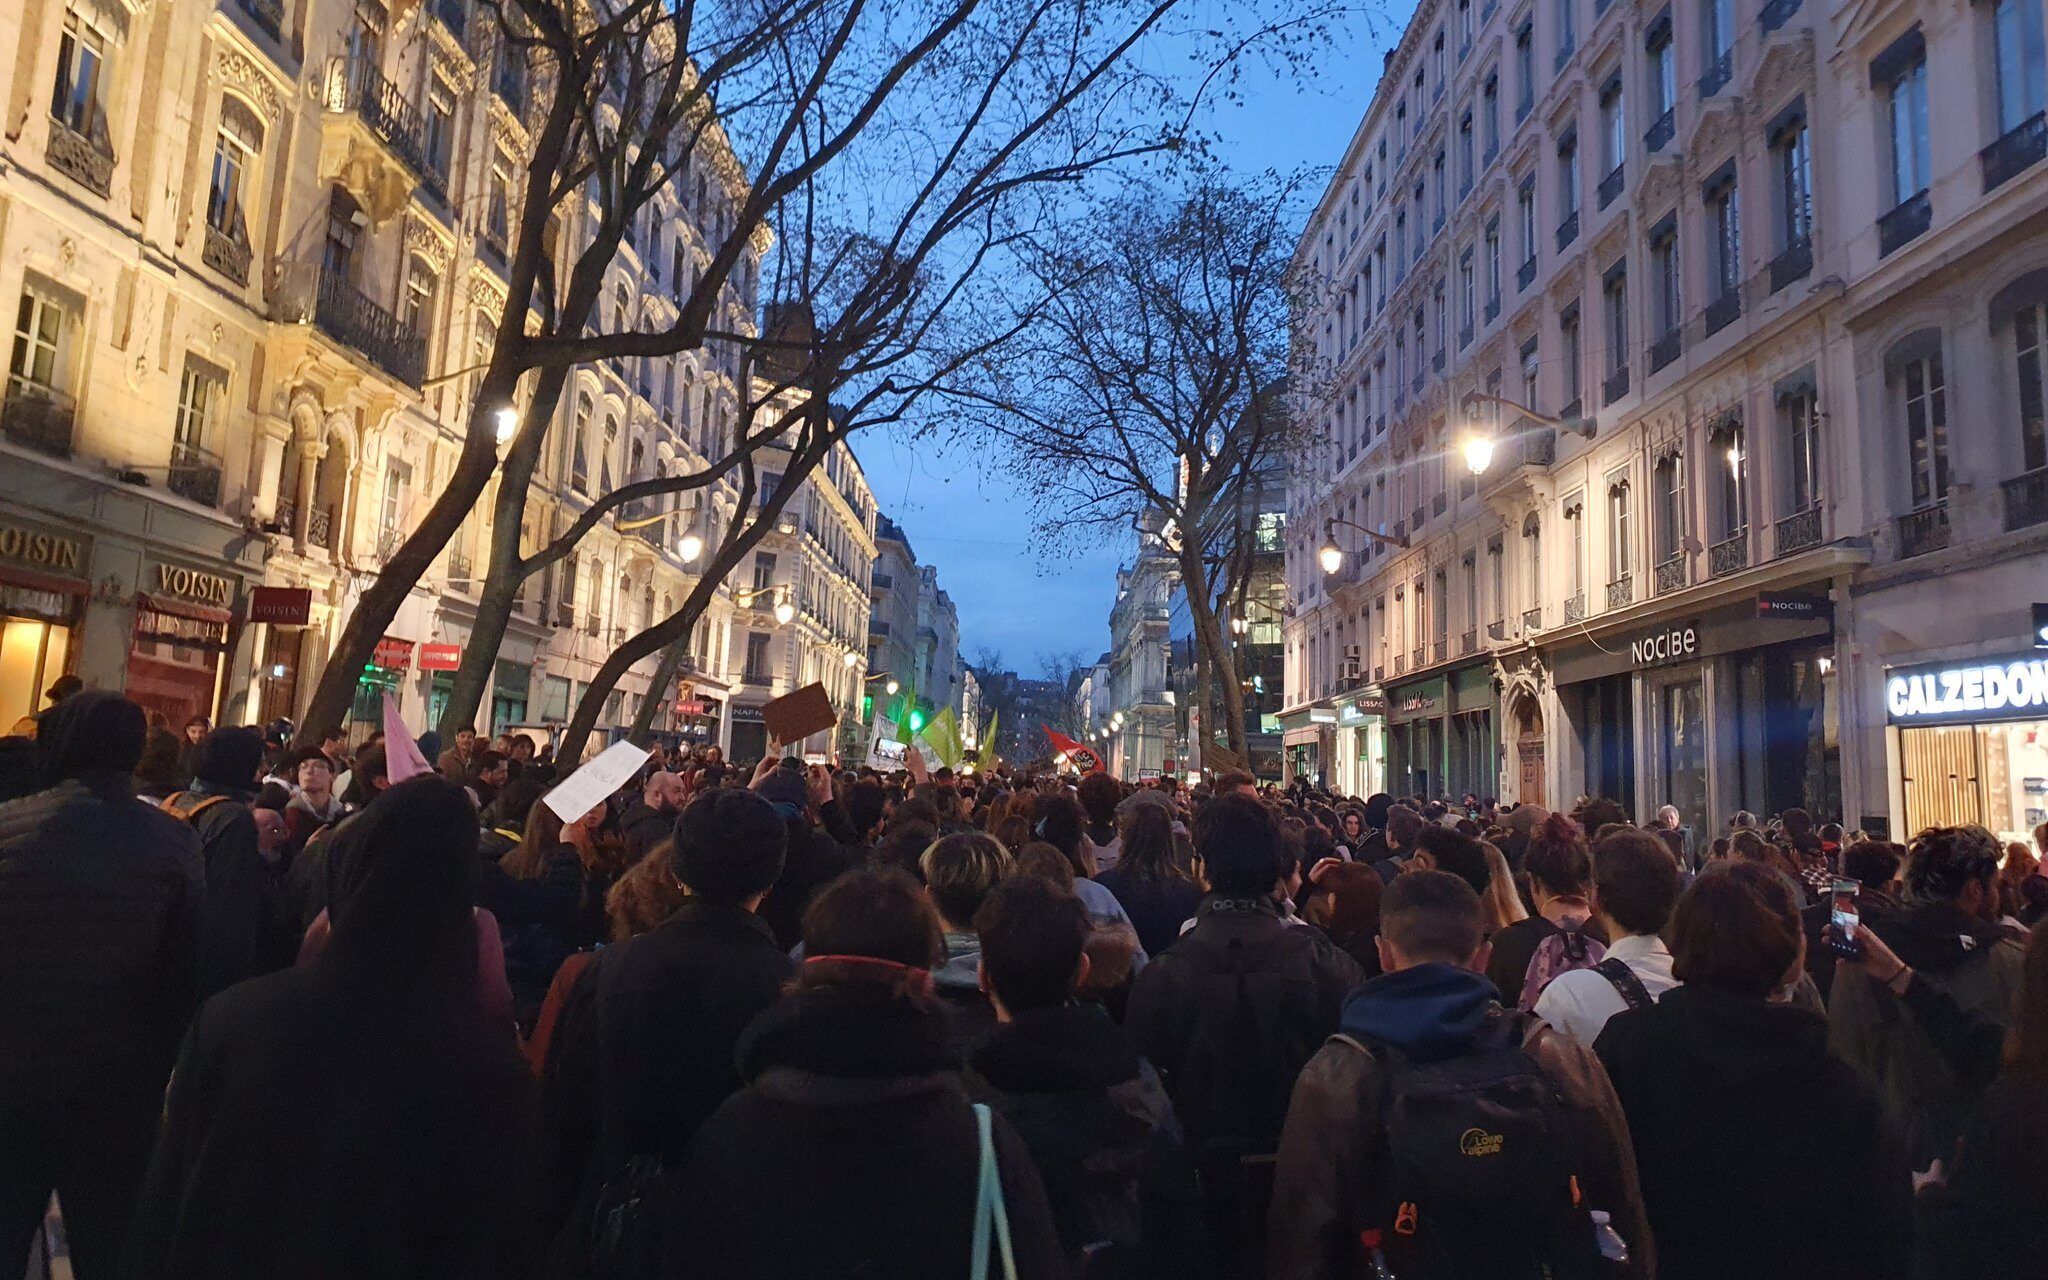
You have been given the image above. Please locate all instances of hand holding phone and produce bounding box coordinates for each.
[1826,879,1864,959]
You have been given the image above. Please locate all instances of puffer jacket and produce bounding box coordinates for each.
[1827,901,2025,1166]
[0,774,207,1080]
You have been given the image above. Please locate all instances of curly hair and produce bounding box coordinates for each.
[1523,812,1592,897]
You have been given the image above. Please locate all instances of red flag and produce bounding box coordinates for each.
[1043,725,1106,774]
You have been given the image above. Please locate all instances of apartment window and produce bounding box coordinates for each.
[1435,31,1448,88]
[1432,281,1448,358]
[570,392,591,489]
[207,104,261,236]
[1517,179,1538,268]
[1779,370,1822,512]
[173,359,223,453]
[51,11,109,139]
[1557,0,1576,60]
[380,459,412,542]
[1713,414,1749,536]
[1600,77,1626,177]
[1460,0,1475,47]
[752,552,778,592]
[401,258,438,336]
[1771,108,1813,249]
[1485,220,1503,307]
[1516,23,1536,113]
[1488,539,1506,623]
[1654,450,1686,559]
[322,188,361,279]
[1702,0,1734,78]
[600,415,618,491]
[1559,129,1581,218]
[1896,342,1950,506]
[424,75,456,178]
[9,287,68,393]
[1432,571,1450,643]
[1706,167,1741,300]
[1414,182,1427,257]
[1459,114,1476,191]
[1483,75,1501,154]
[1994,0,2048,131]
[1524,514,1544,602]
[1565,496,1586,598]
[1648,15,1676,117]
[1561,304,1583,408]
[1396,104,1409,158]
[350,0,387,68]
[1459,251,1476,343]
[2016,301,2048,473]
[1433,152,1448,221]
[1520,336,1541,410]
[744,633,771,680]
[1602,262,1628,378]
[1651,217,1681,337]
[1608,472,1633,581]
[1880,37,1932,204]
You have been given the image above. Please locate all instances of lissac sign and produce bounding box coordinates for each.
[1885,655,2048,724]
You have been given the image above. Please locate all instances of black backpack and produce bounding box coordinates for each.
[1358,1013,1603,1280]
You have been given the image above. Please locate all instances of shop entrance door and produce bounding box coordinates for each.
[1515,700,1546,808]
[1900,725,1987,831]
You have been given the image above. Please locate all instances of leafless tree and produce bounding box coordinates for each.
[957,172,1325,756]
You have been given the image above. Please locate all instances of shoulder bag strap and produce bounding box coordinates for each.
[971,1102,1018,1280]
[1594,956,1655,1012]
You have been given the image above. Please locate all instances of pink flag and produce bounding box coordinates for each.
[382,691,433,783]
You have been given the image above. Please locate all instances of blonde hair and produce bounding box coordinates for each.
[1480,840,1530,931]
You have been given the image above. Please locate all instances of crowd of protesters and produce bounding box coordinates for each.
[2,680,2046,1278]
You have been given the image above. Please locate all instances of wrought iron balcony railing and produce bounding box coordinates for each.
[1645,108,1675,154]
[1897,502,1951,557]
[1704,289,1741,336]
[1982,112,2047,194]
[1709,530,1749,576]
[47,119,113,197]
[1556,210,1580,253]
[1774,505,1823,555]
[1649,328,1682,374]
[1602,364,1630,406]
[1597,164,1624,209]
[0,377,75,458]
[1768,237,1812,293]
[1654,553,1687,594]
[203,224,252,286]
[1522,606,1543,632]
[1564,592,1587,623]
[1759,0,1801,32]
[2003,467,2048,532]
[1878,190,1931,257]
[1518,256,1538,291]
[168,442,223,508]
[1606,575,1633,610]
[1699,49,1733,98]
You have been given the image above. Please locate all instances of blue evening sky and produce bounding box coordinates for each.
[853,6,1410,674]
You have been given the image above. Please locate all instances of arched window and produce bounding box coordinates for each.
[571,392,592,490]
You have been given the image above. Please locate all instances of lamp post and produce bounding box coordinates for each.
[1318,517,1411,576]
[734,585,795,626]
[1453,391,1597,477]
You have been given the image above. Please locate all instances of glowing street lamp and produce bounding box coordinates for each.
[677,532,704,563]
[493,405,519,444]
[1460,433,1496,475]
[842,649,859,667]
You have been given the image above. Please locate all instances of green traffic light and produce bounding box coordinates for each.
[909,710,926,732]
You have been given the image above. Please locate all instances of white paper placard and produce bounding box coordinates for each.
[543,739,651,822]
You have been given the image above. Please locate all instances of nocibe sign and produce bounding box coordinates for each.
[1630,625,1699,667]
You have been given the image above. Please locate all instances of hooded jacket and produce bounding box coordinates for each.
[614,799,672,863]
[670,983,1068,1279]
[1826,901,2025,1165]
[1268,963,1653,1280]
[968,1003,1206,1278]
[0,693,208,1082]
[1597,982,1911,1280]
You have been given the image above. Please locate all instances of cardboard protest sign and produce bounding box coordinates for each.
[543,739,651,821]
[762,682,836,747]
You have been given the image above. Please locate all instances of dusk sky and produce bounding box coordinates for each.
[852,7,1409,677]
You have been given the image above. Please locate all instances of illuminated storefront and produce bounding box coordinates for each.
[1886,653,2048,846]
[0,519,88,733]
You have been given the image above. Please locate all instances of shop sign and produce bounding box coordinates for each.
[372,637,415,670]
[0,522,83,574]
[1354,694,1388,715]
[133,604,229,654]
[153,563,235,608]
[1885,655,2048,724]
[1757,591,1832,622]
[249,586,312,626]
[2034,603,2048,649]
[1630,624,1698,667]
[418,643,462,671]
[675,699,708,716]
[1308,707,1338,724]
[731,704,765,723]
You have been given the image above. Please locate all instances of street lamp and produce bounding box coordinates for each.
[677,532,704,563]
[842,649,859,667]
[1319,517,1411,576]
[1229,615,1249,636]
[1454,391,1597,477]
[734,585,795,626]
[1460,433,1496,475]
[493,405,519,445]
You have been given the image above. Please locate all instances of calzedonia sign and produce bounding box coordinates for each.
[1885,655,2048,725]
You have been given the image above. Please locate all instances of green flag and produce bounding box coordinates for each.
[924,708,964,770]
[981,708,998,759]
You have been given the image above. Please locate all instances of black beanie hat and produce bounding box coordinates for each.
[196,726,265,790]
[36,690,145,784]
[672,788,787,903]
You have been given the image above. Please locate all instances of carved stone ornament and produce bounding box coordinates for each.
[405,213,455,272]
[1592,215,1631,272]
[1686,98,1745,169]
[1636,163,1680,219]
[212,47,284,121]
[467,267,508,317]
[1749,30,1815,99]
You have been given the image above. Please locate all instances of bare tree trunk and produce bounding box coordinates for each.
[1176,541,1246,757]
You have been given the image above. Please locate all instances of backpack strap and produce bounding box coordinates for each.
[1593,957,1654,1012]
[1559,926,1590,964]
[160,792,232,823]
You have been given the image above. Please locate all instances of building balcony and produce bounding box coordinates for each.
[1982,112,2047,194]
[1433,638,1449,664]
[447,551,474,590]
[47,119,113,198]
[1654,553,1687,594]
[1518,256,1537,291]
[1768,237,1813,293]
[1602,364,1630,406]
[1704,289,1741,336]
[2002,467,2048,531]
[1459,323,1474,349]
[1487,620,1507,641]
[1708,529,1750,576]
[1897,502,1951,557]
[1597,164,1624,210]
[1564,592,1587,623]
[1460,628,1479,655]
[1774,505,1823,555]
[167,442,223,508]
[1560,397,1584,420]
[1759,0,1801,32]
[1556,210,1579,253]
[1,378,75,458]
[1606,575,1633,610]
[377,528,404,561]
[202,223,252,287]
[1649,327,1682,374]
[1699,49,1733,98]
[1433,492,1449,516]
[1645,108,1675,154]
[1485,295,1502,323]
[230,0,285,41]
[277,264,428,388]
[1555,41,1575,74]
[1877,190,1931,257]
[1412,368,1425,394]
[1523,605,1543,632]
[322,58,444,212]
[1392,654,1408,676]
[307,504,335,551]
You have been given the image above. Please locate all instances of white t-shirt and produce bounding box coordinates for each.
[1533,933,1680,1047]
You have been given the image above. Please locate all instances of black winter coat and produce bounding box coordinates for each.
[1915,1072,2048,1280]
[134,950,542,1278]
[1095,867,1205,958]
[1124,897,1362,1159]
[543,902,793,1193]
[1594,983,1913,1280]
[758,821,858,951]
[671,984,1068,1279]
[0,774,206,1083]
[968,1003,1206,1278]
[614,801,671,863]
[164,785,286,996]
[476,845,606,1022]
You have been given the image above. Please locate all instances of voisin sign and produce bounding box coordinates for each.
[1885,655,2048,725]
